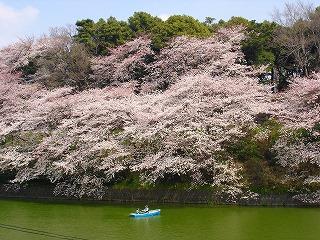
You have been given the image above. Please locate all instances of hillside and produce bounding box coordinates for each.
[0,27,320,203]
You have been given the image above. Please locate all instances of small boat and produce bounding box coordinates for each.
[129,209,161,218]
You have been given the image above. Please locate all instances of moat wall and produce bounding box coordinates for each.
[0,184,313,206]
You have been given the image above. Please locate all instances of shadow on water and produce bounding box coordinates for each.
[0,223,89,240]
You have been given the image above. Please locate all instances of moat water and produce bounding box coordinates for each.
[0,199,319,240]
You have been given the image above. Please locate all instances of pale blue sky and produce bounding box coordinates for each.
[0,0,319,46]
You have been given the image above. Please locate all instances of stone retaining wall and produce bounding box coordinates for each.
[0,184,314,206]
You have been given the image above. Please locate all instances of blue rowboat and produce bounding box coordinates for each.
[129,209,161,218]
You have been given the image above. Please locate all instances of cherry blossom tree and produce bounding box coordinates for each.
[275,74,320,128]
[1,27,320,202]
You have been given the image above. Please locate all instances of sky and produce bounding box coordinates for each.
[0,0,319,46]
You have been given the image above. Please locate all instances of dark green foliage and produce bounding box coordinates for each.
[225,119,286,193]
[165,15,211,37]
[76,17,133,55]
[292,128,313,140]
[112,172,142,189]
[281,125,320,192]
[227,119,282,161]
[242,21,278,66]
[149,22,172,51]
[224,16,251,28]
[0,131,47,151]
[151,15,212,51]
[290,125,320,144]
[313,122,320,132]
[110,127,125,136]
[19,59,38,77]
[215,14,317,90]
[68,141,79,151]
[243,159,276,193]
[97,17,133,48]
[0,170,16,183]
[75,19,96,51]
[209,16,279,69]
[128,12,162,34]
[253,113,272,124]
[75,13,212,53]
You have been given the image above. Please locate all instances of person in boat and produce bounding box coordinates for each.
[135,205,149,214]
[142,205,149,213]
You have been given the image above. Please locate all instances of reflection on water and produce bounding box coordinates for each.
[0,200,320,240]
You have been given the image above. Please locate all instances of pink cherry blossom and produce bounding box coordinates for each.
[1,27,320,201]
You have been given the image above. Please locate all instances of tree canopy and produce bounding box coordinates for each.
[75,13,212,53]
[128,12,162,34]
[76,17,133,55]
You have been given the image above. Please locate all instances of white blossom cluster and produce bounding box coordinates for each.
[0,35,72,73]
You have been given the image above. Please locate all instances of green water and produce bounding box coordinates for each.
[0,200,320,240]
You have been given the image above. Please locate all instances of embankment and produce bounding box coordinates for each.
[0,184,314,206]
